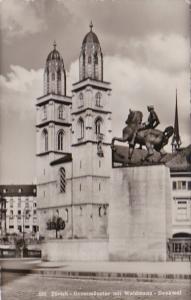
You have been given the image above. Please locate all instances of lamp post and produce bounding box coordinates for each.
[0,197,7,237]
[22,208,30,244]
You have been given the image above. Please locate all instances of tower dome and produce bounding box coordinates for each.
[44,42,66,96]
[79,22,103,81]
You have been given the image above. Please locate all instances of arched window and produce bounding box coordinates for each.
[57,131,64,151]
[42,129,48,152]
[52,73,55,81]
[94,52,98,64]
[58,105,64,119]
[59,168,66,193]
[95,118,102,135]
[78,118,84,139]
[42,105,47,120]
[57,70,61,80]
[95,92,102,107]
[83,52,85,66]
[79,92,84,107]
[88,56,91,64]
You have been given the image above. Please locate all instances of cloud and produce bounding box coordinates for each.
[0,0,46,38]
[0,66,43,184]
[0,35,190,183]
[103,55,190,149]
[107,34,190,74]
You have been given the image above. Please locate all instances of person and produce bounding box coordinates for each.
[144,105,160,129]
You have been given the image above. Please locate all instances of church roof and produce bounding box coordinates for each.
[0,185,37,197]
[46,41,63,62]
[82,22,100,47]
[50,153,72,166]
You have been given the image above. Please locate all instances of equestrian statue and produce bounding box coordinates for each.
[111,106,174,162]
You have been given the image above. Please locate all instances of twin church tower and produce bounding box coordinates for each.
[36,23,112,239]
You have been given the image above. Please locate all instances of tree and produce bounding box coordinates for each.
[46,216,65,238]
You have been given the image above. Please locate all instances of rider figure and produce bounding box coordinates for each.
[145,105,160,129]
[128,106,160,147]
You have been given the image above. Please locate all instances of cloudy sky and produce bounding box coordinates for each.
[0,0,190,184]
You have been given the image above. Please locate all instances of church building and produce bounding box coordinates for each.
[36,23,112,240]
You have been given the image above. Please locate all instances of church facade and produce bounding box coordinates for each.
[36,24,112,240]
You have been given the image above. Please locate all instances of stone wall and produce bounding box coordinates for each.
[41,239,109,261]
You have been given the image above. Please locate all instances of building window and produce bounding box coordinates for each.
[18,210,21,219]
[57,130,64,151]
[83,52,85,66]
[10,199,13,208]
[182,181,186,190]
[80,184,82,192]
[33,210,37,215]
[18,198,21,207]
[95,92,102,107]
[59,168,66,193]
[58,105,64,119]
[188,181,191,190]
[33,202,37,208]
[94,52,98,64]
[57,70,61,81]
[25,199,29,208]
[172,181,176,190]
[18,225,22,232]
[52,73,55,81]
[9,225,14,229]
[99,183,101,191]
[42,129,48,152]
[88,56,91,64]
[78,118,84,139]
[9,210,14,219]
[65,208,69,222]
[173,181,188,190]
[95,118,102,135]
[176,200,188,220]
[42,105,47,120]
[99,206,102,217]
[79,93,84,107]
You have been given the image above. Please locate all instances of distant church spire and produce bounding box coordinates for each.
[172,89,181,152]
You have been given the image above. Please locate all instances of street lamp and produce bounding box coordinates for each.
[22,208,30,243]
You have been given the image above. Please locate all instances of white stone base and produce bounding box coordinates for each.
[41,239,109,261]
[109,165,172,262]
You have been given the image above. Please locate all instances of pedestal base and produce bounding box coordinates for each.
[109,165,172,261]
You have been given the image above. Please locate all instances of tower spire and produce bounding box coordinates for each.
[172,89,181,152]
[89,20,93,31]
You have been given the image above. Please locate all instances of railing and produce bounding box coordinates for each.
[168,238,191,261]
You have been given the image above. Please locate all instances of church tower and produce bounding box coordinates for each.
[36,43,72,232]
[71,23,112,238]
[172,89,181,153]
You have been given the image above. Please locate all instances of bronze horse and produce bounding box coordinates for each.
[111,110,174,162]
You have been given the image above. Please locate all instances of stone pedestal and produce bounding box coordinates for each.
[109,165,172,261]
